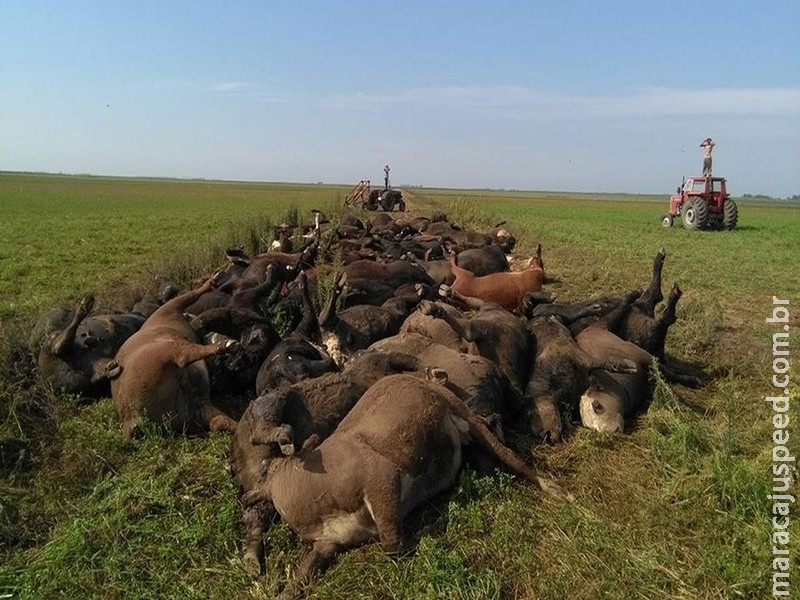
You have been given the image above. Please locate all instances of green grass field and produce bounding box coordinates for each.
[1,172,798,599]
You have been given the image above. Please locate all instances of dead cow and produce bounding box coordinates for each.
[574,325,655,434]
[232,351,421,579]
[418,288,533,394]
[241,373,570,598]
[449,244,544,313]
[524,313,637,444]
[574,287,697,435]
[110,278,238,441]
[34,294,145,397]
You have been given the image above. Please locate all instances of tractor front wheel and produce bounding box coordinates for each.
[661,214,674,228]
[681,197,709,230]
[723,198,738,230]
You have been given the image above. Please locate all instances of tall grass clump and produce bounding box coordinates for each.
[444,197,495,231]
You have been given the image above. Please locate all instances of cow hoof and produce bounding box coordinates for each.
[276,587,299,600]
[226,244,247,259]
[625,288,642,304]
[301,433,321,451]
[77,294,95,316]
[242,551,262,578]
[209,415,238,434]
[425,366,449,385]
[537,476,575,502]
[106,361,123,379]
[419,300,437,317]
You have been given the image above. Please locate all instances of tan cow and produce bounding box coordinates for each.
[110,278,238,442]
[449,244,544,313]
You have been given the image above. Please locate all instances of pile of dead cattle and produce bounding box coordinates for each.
[29,209,701,598]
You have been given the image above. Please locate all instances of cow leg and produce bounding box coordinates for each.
[233,263,280,308]
[279,540,342,600]
[241,500,276,577]
[50,294,94,356]
[200,402,238,434]
[659,362,701,388]
[290,273,323,343]
[531,300,606,323]
[639,248,666,315]
[91,358,121,384]
[171,340,234,368]
[241,487,271,507]
[521,291,557,316]
[424,300,473,342]
[188,307,232,337]
[442,286,493,313]
[367,471,405,555]
[656,282,681,330]
[599,289,641,331]
[318,271,346,327]
[162,279,217,312]
[644,283,683,360]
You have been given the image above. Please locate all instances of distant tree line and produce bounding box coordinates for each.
[741,193,800,202]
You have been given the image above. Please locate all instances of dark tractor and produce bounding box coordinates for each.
[344,170,406,212]
[364,188,405,212]
[662,176,738,231]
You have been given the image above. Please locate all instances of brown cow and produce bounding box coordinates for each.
[110,278,238,442]
[416,290,533,395]
[449,245,544,313]
[241,373,570,598]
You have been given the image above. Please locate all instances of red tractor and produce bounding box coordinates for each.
[662,176,738,230]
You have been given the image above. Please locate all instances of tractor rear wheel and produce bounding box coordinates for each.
[681,197,709,230]
[708,213,723,230]
[397,199,406,212]
[723,198,738,230]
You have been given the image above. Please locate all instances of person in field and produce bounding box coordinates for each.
[700,137,715,176]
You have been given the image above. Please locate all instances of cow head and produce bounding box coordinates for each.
[579,374,625,434]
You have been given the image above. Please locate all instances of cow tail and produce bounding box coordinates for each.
[438,387,574,501]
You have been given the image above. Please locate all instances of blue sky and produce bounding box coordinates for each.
[2,1,798,196]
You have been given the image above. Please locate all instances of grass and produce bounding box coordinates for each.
[1,172,799,599]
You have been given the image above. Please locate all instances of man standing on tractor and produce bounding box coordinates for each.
[700,137,715,176]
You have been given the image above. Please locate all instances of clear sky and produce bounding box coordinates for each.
[2,1,798,196]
